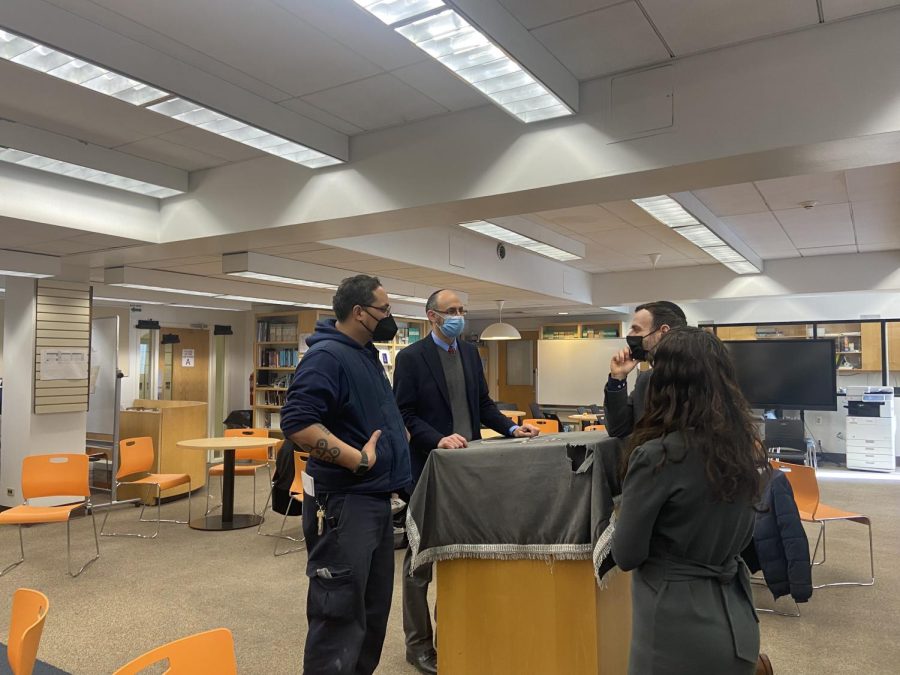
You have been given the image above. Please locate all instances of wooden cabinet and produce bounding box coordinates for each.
[716,326,757,341]
[119,399,208,502]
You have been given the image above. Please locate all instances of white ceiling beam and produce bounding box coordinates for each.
[0,249,60,277]
[0,119,188,193]
[449,0,579,113]
[0,0,348,161]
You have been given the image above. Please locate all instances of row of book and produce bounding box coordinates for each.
[259,348,299,368]
[257,321,298,343]
[257,390,287,406]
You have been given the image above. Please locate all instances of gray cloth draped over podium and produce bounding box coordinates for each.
[406,431,624,585]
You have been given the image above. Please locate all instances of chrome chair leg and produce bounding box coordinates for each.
[257,483,277,537]
[810,521,826,566]
[68,507,101,577]
[273,498,305,557]
[812,517,875,589]
[205,465,222,515]
[104,482,191,538]
[1,525,26,577]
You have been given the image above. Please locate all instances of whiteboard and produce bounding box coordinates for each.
[536,339,638,407]
[87,316,119,435]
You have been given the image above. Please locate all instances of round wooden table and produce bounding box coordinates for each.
[567,413,600,430]
[177,436,280,531]
[500,410,527,423]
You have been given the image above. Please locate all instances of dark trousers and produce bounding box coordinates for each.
[402,546,435,657]
[303,492,394,675]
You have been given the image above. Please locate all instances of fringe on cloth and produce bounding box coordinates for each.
[592,496,622,588]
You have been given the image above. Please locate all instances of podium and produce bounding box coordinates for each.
[437,559,631,674]
[408,432,632,675]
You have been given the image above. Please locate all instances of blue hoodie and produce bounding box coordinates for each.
[280,319,411,495]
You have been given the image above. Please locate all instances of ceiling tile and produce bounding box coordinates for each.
[532,205,631,233]
[820,0,900,21]
[775,204,855,247]
[797,245,859,256]
[279,98,365,135]
[391,61,488,112]
[601,200,665,228]
[693,183,769,216]
[858,242,900,252]
[497,0,624,29]
[115,137,229,172]
[845,162,900,202]
[761,250,802,260]
[531,2,669,80]
[155,127,264,163]
[640,0,818,56]
[86,0,383,97]
[720,213,796,253]
[849,199,900,244]
[302,74,447,131]
[754,171,849,210]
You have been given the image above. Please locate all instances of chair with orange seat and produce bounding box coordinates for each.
[100,437,191,539]
[0,453,100,578]
[7,588,50,675]
[206,428,272,516]
[263,450,309,557]
[584,425,606,433]
[771,460,874,588]
[113,627,237,675]
[523,418,559,433]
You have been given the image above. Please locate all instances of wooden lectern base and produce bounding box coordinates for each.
[436,558,631,675]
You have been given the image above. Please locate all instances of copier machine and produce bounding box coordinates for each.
[845,386,896,472]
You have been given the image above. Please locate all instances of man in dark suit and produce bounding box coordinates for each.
[604,301,687,438]
[393,289,539,674]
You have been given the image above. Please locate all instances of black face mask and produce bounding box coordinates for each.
[626,328,659,362]
[362,310,398,342]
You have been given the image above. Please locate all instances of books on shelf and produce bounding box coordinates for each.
[259,347,299,368]
[261,411,281,431]
[257,320,298,343]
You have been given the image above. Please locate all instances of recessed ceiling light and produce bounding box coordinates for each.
[226,270,337,290]
[170,303,245,311]
[0,148,182,198]
[389,294,428,304]
[217,295,297,305]
[460,221,580,261]
[93,296,165,305]
[557,312,569,315]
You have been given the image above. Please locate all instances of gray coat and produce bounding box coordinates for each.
[604,369,651,438]
[612,432,759,675]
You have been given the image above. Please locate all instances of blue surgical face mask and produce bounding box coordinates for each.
[439,315,465,339]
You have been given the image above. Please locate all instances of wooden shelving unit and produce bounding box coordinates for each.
[252,311,427,436]
[540,321,620,340]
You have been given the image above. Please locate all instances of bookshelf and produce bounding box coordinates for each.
[253,311,427,436]
[540,321,620,340]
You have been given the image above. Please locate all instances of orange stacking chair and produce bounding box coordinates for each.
[771,460,874,588]
[266,450,309,557]
[113,628,237,675]
[523,418,559,433]
[0,453,100,578]
[206,428,272,515]
[584,425,607,432]
[101,437,191,539]
[7,588,50,675]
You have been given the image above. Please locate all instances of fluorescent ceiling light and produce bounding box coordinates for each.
[113,283,217,297]
[93,296,165,305]
[217,295,298,306]
[460,220,581,261]
[353,1,572,123]
[295,302,333,310]
[0,148,182,198]
[0,249,60,278]
[394,313,428,320]
[0,28,340,170]
[389,294,428,303]
[227,270,337,290]
[147,98,341,169]
[170,303,245,311]
[1,29,168,105]
[631,195,761,275]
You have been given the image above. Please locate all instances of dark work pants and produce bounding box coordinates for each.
[402,546,435,657]
[302,492,394,675]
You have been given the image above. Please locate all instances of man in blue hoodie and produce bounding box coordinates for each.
[281,274,412,675]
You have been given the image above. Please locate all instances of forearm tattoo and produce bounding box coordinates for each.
[301,425,340,463]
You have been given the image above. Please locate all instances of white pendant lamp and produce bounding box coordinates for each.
[480,300,521,341]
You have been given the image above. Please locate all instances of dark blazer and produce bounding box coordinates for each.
[604,369,651,438]
[394,335,514,485]
[743,471,813,602]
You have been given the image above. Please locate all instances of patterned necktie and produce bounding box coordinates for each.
[448,345,456,355]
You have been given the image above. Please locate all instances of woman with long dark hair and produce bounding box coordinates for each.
[611,326,769,675]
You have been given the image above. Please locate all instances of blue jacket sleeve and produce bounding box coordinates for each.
[280,349,342,439]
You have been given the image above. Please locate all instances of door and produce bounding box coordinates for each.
[498,331,537,413]
[158,327,210,402]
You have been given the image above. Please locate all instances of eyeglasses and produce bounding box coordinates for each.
[434,307,467,317]
[363,304,392,316]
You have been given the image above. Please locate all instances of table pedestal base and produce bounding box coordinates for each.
[188,514,263,531]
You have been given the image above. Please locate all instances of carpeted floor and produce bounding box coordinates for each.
[0,472,897,674]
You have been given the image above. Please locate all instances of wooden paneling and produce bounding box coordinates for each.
[159,327,210,403]
[890,322,900,371]
[716,326,757,341]
[34,280,92,414]
[860,323,884,372]
[120,400,208,502]
[436,559,631,674]
[498,330,538,412]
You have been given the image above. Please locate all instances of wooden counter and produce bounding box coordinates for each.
[436,559,631,674]
[119,399,208,502]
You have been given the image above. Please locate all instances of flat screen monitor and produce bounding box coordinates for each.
[723,339,837,411]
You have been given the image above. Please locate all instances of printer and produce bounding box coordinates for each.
[845,386,896,473]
